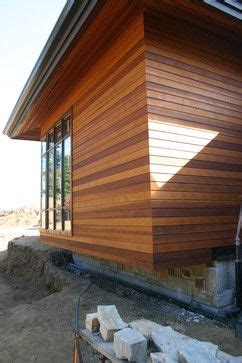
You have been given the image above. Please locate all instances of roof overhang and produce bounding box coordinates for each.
[3,0,242,139]
[3,0,98,138]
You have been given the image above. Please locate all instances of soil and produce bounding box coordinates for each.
[0,207,39,227]
[0,236,242,363]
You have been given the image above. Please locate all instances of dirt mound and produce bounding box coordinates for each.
[0,237,242,362]
[0,207,39,227]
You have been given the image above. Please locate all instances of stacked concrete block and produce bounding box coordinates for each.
[177,340,220,363]
[152,326,219,362]
[113,327,147,362]
[97,305,127,342]
[85,312,100,332]
[150,352,175,363]
[205,260,235,308]
[83,308,242,363]
[129,319,162,341]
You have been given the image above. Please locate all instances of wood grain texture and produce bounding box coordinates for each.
[144,9,242,256]
[38,1,155,267]
[14,0,242,269]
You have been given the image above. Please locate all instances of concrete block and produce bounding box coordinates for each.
[152,326,192,360]
[129,319,162,340]
[213,289,235,308]
[85,313,100,332]
[178,340,220,363]
[201,341,218,357]
[150,352,175,363]
[228,358,242,363]
[97,305,127,342]
[205,261,235,294]
[152,326,219,361]
[217,350,235,362]
[113,327,147,363]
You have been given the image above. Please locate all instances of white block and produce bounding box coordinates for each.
[150,352,176,363]
[152,326,219,362]
[178,340,220,363]
[113,327,147,363]
[217,350,235,362]
[85,313,100,332]
[129,319,162,340]
[97,305,127,342]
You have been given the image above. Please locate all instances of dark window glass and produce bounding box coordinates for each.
[55,209,62,231]
[48,149,54,211]
[55,123,62,143]
[55,143,62,210]
[41,115,71,232]
[63,117,70,137]
[48,131,54,150]
[63,137,71,210]
[49,210,54,230]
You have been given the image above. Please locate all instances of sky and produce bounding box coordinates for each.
[0,0,66,210]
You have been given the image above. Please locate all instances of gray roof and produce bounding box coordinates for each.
[204,0,242,20]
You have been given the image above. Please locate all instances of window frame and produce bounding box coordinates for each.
[40,111,72,235]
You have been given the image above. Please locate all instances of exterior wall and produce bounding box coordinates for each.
[38,1,242,270]
[40,2,154,269]
[144,11,242,267]
[73,252,236,314]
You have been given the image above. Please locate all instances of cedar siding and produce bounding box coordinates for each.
[144,8,242,268]
[4,1,242,269]
[40,1,154,269]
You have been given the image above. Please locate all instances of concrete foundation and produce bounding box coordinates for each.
[72,253,236,316]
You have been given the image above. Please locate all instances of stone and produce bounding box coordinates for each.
[217,350,235,363]
[178,340,220,363]
[150,352,176,363]
[85,312,100,332]
[151,326,219,362]
[129,319,162,340]
[97,305,127,342]
[201,341,218,358]
[113,327,147,363]
[152,326,193,360]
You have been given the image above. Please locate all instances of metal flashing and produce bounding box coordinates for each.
[204,0,242,20]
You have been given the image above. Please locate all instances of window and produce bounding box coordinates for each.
[41,115,71,232]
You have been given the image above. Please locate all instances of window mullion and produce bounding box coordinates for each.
[61,133,65,231]
[46,135,49,229]
[53,130,57,230]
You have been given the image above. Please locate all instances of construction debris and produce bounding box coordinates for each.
[177,340,220,363]
[97,305,127,342]
[84,305,242,362]
[152,326,220,362]
[113,327,147,362]
[129,319,161,340]
[150,352,175,363]
[85,312,100,333]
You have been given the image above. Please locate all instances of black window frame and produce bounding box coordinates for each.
[40,113,72,234]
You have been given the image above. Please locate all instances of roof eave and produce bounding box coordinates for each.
[3,0,98,139]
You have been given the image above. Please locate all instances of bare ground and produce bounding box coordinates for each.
[0,236,242,363]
